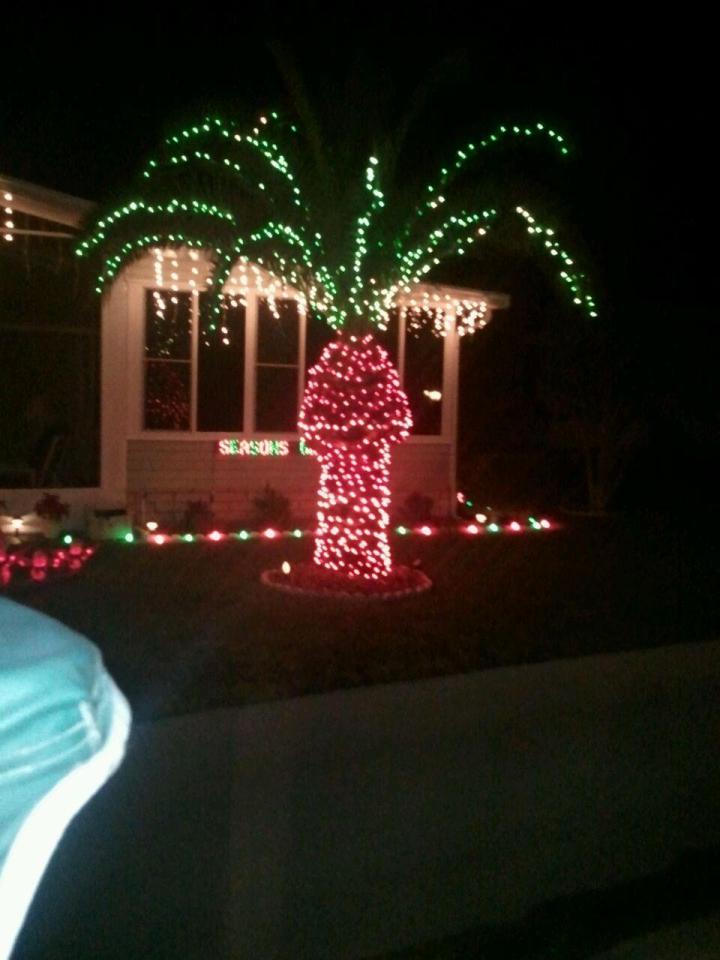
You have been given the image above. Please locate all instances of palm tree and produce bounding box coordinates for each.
[78,72,596,585]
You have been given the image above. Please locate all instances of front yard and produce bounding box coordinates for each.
[6,513,717,721]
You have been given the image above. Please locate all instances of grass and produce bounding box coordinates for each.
[6,512,718,722]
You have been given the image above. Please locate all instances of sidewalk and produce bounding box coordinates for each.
[590,913,720,959]
[14,640,720,959]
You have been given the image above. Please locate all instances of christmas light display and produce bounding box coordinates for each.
[298,334,411,579]
[217,438,291,456]
[80,107,591,587]
[0,542,94,587]
[3,191,13,243]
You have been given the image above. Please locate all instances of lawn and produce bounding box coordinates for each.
[6,512,718,722]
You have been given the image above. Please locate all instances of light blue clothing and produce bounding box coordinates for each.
[0,597,131,959]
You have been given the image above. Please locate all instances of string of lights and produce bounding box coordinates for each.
[3,190,13,242]
[80,108,591,585]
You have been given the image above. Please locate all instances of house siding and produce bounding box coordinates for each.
[126,439,452,525]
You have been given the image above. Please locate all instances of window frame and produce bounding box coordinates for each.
[136,285,307,439]
[134,280,454,444]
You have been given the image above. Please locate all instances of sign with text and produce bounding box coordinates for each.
[217,438,314,457]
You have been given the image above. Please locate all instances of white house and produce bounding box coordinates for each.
[0,176,509,531]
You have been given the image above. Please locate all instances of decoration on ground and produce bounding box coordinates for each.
[261,561,432,600]
[0,540,95,588]
[80,99,591,591]
[110,514,554,545]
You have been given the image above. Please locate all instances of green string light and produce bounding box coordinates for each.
[81,111,598,338]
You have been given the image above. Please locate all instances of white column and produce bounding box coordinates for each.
[244,291,257,434]
[99,279,130,505]
[442,306,460,515]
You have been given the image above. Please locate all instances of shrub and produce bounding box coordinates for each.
[398,491,434,524]
[251,485,291,529]
[34,493,69,521]
[183,499,215,534]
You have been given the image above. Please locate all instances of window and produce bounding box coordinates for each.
[141,287,446,437]
[197,295,244,431]
[403,318,444,436]
[375,307,400,367]
[305,309,336,374]
[143,290,245,432]
[255,298,300,432]
[144,290,191,430]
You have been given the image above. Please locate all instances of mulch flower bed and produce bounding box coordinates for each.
[261,561,432,600]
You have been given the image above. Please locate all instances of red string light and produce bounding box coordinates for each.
[299,333,411,580]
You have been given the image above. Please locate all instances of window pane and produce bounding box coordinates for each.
[374,306,399,366]
[145,361,190,430]
[256,366,299,432]
[404,321,443,435]
[197,299,245,431]
[257,298,299,364]
[305,311,336,373]
[145,290,191,359]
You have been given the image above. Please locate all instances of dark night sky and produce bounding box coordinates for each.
[2,8,708,305]
[2,6,716,500]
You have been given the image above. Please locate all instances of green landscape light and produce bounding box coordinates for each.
[183,533,194,542]
[123,532,134,543]
[396,526,408,535]
[487,523,500,533]
[237,530,250,540]
[292,529,303,538]
[62,534,73,545]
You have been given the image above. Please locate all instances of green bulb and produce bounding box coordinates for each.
[62,534,73,545]
[123,532,134,543]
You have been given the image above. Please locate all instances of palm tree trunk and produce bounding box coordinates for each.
[299,332,411,581]
[313,441,393,579]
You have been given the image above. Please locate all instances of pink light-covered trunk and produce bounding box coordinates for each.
[299,333,412,580]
